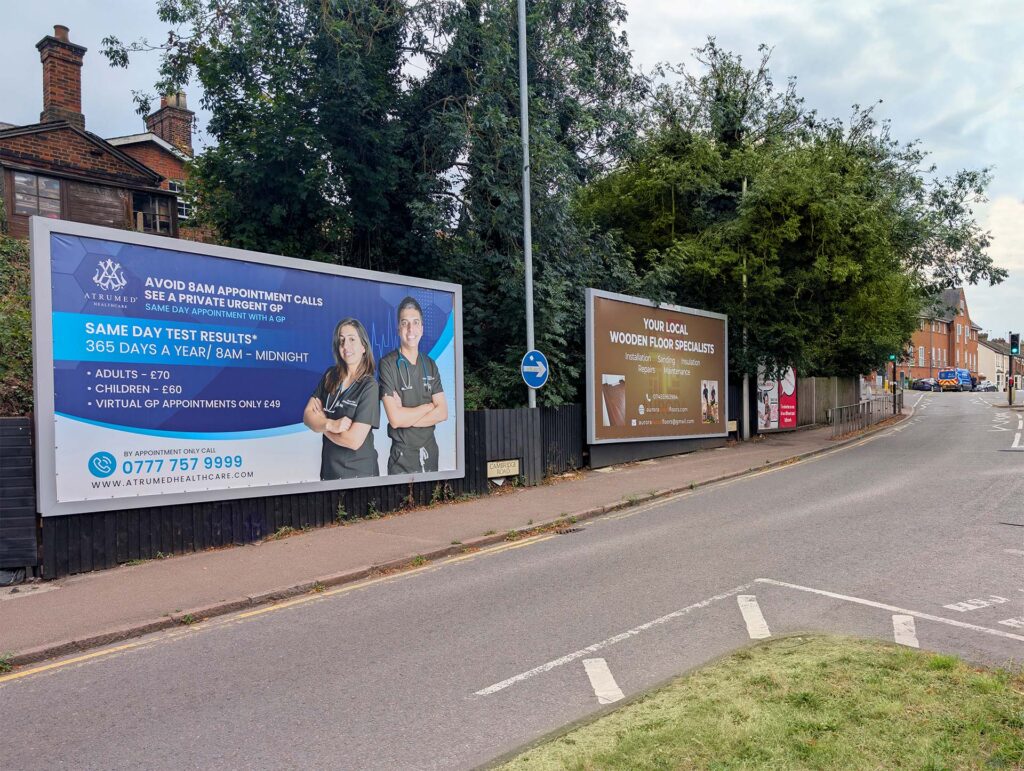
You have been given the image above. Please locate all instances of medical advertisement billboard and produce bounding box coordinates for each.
[585,289,728,444]
[31,218,463,516]
[756,366,797,431]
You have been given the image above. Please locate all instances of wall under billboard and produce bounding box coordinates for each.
[585,289,728,444]
[756,366,798,431]
[31,218,463,516]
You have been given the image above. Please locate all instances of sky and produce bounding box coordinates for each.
[1,1,1021,338]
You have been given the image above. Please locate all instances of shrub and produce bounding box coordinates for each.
[0,233,32,416]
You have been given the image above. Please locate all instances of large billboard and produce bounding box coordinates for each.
[31,218,463,516]
[585,289,728,444]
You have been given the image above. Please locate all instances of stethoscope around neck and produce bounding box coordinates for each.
[397,354,429,395]
[323,377,357,413]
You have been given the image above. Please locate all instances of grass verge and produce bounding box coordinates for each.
[498,635,1024,770]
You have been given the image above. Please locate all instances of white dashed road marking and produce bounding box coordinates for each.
[1005,549,1024,557]
[944,596,1009,612]
[738,595,771,639]
[475,579,1024,699]
[892,615,919,647]
[474,583,752,696]
[756,578,1024,643]
[582,658,625,704]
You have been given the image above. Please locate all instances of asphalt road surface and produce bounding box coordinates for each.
[2,392,1022,770]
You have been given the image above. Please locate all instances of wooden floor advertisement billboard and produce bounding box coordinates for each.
[585,289,728,445]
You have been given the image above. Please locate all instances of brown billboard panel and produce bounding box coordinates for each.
[586,289,728,443]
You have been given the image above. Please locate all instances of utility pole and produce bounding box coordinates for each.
[517,0,536,409]
[741,176,749,439]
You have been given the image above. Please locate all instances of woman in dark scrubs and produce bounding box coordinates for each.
[303,318,380,480]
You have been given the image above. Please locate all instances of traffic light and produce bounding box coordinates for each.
[888,353,897,361]
[1012,333,1020,356]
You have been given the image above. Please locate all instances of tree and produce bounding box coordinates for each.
[427,0,644,406]
[107,0,645,406]
[105,0,414,269]
[578,41,1003,378]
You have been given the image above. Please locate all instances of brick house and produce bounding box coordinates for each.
[107,93,196,229]
[902,287,980,383]
[0,25,194,240]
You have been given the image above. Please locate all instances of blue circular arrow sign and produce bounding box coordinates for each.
[521,349,549,389]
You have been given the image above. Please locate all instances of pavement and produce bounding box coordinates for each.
[0,412,908,667]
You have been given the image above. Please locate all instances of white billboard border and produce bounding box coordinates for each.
[31,217,465,517]
[585,288,729,445]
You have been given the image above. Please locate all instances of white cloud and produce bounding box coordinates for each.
[984,197,1024,272]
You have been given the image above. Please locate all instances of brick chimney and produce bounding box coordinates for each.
[36,25,87,129]
[146,92,194,156]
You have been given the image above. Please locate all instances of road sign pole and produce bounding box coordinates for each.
[518,0,536,409]
[892,359,897,415]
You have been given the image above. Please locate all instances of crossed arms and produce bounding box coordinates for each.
[381,391,448,429]
[303,397,371,450]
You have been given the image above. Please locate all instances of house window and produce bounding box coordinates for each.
[918,346,925,367]
[132,193,172,235]
[12,172,61,218]
[168,180,192,222]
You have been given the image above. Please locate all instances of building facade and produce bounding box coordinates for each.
[0,26,194,241]
[978,337,1024,390]
[903,287,980,382]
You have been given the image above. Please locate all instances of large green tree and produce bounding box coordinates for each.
[105,0,417,269]
[578,41,1004,378]
[106,0,645,406]
[425,0,643,406]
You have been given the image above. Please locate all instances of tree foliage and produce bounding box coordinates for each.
[578,41,1003,377]
[0,232,32,416]
[102,15,1004,402]
[105,0,645,406]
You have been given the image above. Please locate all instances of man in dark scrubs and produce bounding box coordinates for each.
[378,297,448,474]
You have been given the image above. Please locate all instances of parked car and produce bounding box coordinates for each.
[912,378,940,391]
[974,381,998,392]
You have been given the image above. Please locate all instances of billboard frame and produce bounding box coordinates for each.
[585,288,728,445]
[31,217,465,516]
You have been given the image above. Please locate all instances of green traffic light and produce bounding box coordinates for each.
[888,354,896,361]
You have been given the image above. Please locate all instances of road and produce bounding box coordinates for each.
[2,392,1022,769]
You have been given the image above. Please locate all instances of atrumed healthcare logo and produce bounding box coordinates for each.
[88,451,117,478]
[84,256,137,308]
[93,259,127,292]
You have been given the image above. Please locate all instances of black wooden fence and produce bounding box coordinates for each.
[484,408,543,485]
[483,404,585,485]
[4,406,590,579]
[540,404,585,474]
[0,418,38,569]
